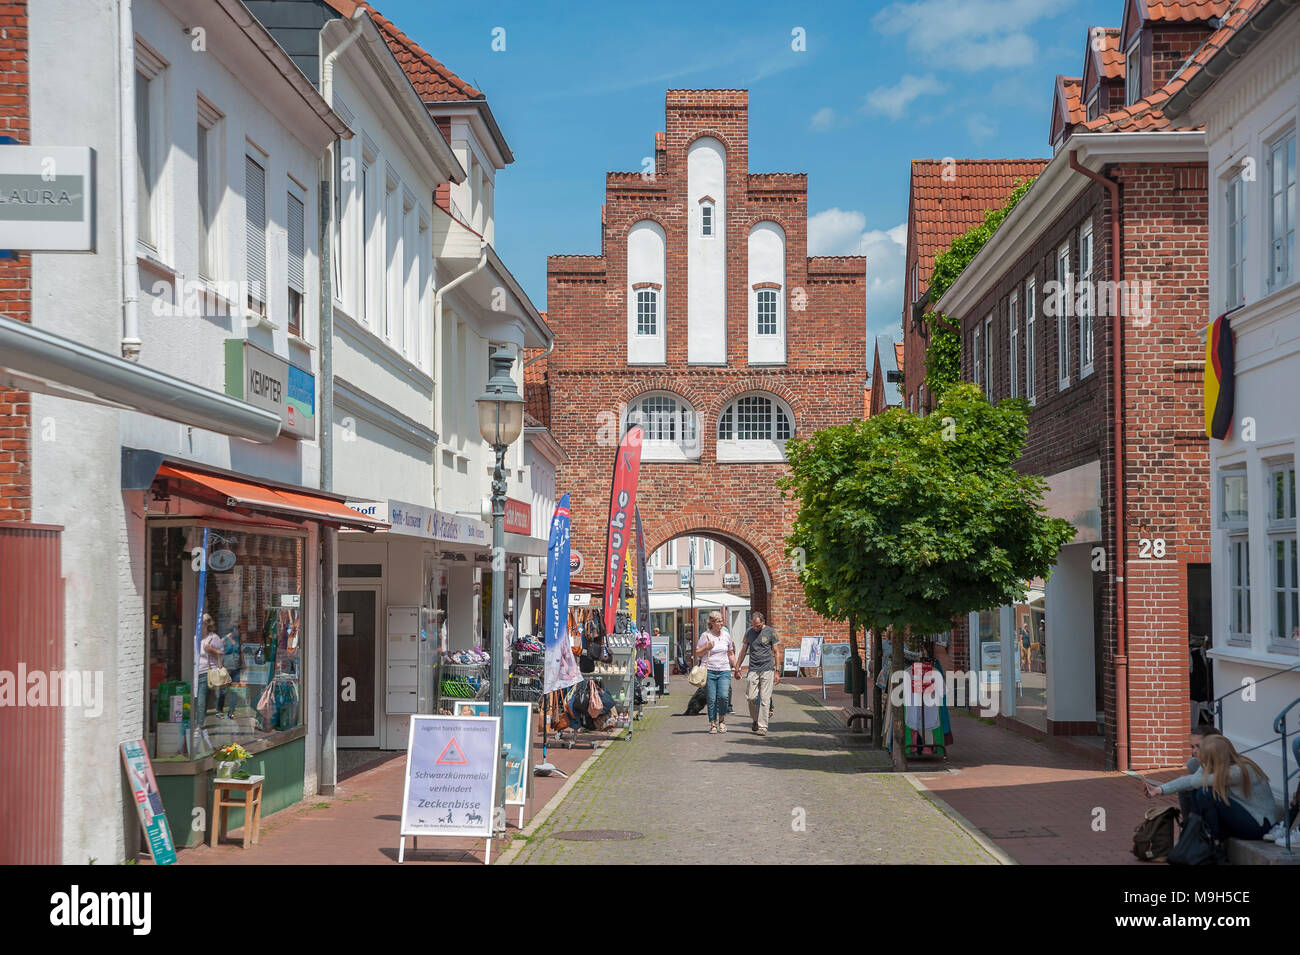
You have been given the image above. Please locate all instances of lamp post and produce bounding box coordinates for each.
[476,346,524,834]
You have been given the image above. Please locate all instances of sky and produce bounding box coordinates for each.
[376,0,1110,344]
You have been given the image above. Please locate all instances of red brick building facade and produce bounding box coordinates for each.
[930,2,1223,770]
[544,89,866,646]
[0,0,30,520]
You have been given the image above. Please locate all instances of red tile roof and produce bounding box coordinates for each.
[1054,75,1084,133]
[324,0,485,101]
[907,159,1049,288]
[1142,0,1234,22]
[1091,27,1125,80]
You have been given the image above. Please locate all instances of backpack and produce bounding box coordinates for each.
[1167,811,1224,865]
[1132,806,1180,862]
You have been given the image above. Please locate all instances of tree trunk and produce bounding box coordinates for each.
[890,625,908,772]
[848,615,861,708]
[870,627,883,748]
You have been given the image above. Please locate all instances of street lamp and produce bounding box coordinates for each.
[476,346,524,834]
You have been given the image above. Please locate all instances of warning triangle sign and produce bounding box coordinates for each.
[436,738,468,765]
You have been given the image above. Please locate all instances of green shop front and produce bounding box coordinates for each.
[129,453,386,847]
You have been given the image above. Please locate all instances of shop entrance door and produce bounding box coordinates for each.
[338,587,380,746]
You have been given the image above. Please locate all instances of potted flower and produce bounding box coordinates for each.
[214,743,250,778]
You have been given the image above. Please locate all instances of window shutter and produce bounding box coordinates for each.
[245,156,267,301]
[287,192,305,293]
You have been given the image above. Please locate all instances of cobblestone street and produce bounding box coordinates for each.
[505,685,1000,864]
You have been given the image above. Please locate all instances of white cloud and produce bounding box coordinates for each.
[872,0,1071,72]
[808,211,908,340]
[966,112,997,143]
[809,106,836,132]
[863,74,947,120]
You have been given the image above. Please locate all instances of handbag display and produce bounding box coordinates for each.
[206,666,231,689]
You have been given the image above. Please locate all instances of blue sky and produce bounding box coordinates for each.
[377,0,1109,342]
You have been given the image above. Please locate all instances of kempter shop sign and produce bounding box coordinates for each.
[225,339,315,439]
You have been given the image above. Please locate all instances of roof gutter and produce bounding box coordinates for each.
[1164,0,1300,118]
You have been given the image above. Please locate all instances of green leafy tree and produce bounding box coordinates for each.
[780,384,1074,770]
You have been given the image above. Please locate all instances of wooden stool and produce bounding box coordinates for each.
[209,774,265,849]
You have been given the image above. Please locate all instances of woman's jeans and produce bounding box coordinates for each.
[1180,787,1270,841]
[706,669,732,722]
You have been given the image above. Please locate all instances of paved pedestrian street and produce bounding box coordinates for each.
[505,685,1000,865]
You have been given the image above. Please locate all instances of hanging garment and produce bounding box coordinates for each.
[902,660,947,757]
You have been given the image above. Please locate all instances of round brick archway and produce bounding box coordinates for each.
[645,523,774,626]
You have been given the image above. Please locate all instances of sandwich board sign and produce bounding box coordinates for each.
[398,714,500,864]
[120,739,177,865]
[800,635,823,670]
[449,701,532,828]
[820,642,852,700]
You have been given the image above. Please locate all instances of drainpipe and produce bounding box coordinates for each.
[1069,149,1129,772]
[119,0,141,360]
[431,241,488,507]
[317,10,363,797]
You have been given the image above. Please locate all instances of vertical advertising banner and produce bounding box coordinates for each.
[544,494,581,694]
[634,506,650,639]
[603,427,644,634]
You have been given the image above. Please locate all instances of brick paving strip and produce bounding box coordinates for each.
[505,685,1001,864]
[794,677,1184,865]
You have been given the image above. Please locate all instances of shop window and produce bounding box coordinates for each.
[1268,461,1298,652]
[147,525,306,762]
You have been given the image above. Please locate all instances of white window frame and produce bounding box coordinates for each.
[972,325,982,393]
[196,97,224,282]
[384,172,401,345]
[244,151,268,317]
[983,314,993,400]
[654,541,676,570]
[1125,39,1141,107]
[286,183,307,339]
[1225,170,1247,309]
[716,392,794,463]
[402,189,418,359]
[361,146,381,331]
[634,287,659,337]
[700,200,715,238]
[692,537,714,571]
[1008,290,1019,399]
[1220,467,1251,646]
[1056,241,1071,390]
[1025,277,1037,406]
[625,391,700,462]
[1266,130,1296,292]
[725,550,738,576]
[135,41,169,257]
[755,287,780,336]
[1266,459,1298,653]
[417,213,431,373]
[1079,221,1095,377]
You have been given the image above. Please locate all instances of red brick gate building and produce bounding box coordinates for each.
[543,89,866,647]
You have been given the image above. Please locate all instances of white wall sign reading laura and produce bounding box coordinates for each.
[0,146,95,251]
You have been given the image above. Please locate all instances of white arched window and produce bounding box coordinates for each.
[625,392,700,461]
[716,393,793,462]
[627,220,666,364]
[747,221,786,364]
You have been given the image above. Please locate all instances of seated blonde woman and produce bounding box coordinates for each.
[1143,734,1277,842]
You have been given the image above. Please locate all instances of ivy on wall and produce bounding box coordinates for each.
[923,177,1037,401]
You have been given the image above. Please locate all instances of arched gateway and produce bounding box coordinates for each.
[535,89,867,650]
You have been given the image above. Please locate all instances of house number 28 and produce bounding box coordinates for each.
[1138,538,1168,558]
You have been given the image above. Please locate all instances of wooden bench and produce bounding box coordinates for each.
[843,706,872,734]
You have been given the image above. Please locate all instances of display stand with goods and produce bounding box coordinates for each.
[435,647,491,713]
[508,635,544,705]
[874,638,952,759]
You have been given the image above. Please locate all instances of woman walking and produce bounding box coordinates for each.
[696,612,737,734]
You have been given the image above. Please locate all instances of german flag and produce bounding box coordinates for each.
[1204,311,1236,440]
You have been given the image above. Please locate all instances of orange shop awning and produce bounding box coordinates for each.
[154,463,390,532]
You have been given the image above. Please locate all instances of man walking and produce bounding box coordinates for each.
[737,611,782,736]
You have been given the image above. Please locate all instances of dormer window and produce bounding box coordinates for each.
[1125,40,1141,106]
[1086,91,1099,121]
[699,196,716,237]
